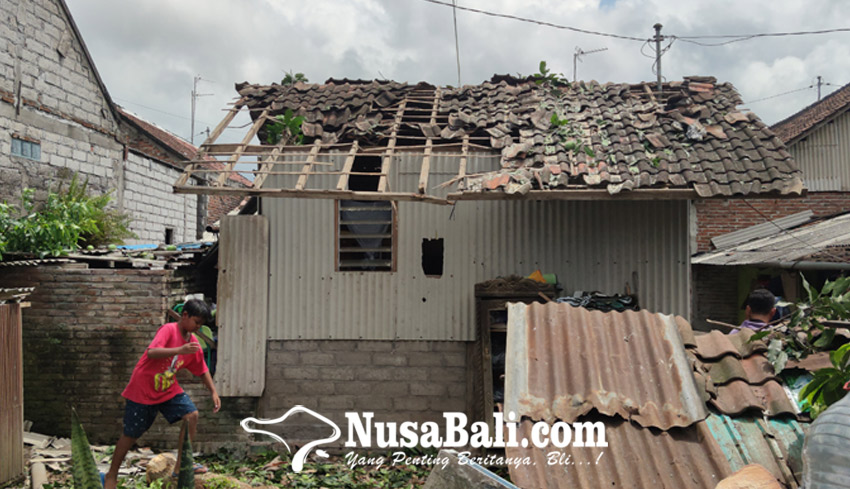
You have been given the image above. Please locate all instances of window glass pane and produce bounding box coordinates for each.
[11,138,22,156]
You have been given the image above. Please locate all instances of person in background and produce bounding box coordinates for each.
[739,288,777,331]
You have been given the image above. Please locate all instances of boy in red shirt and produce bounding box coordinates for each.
[104,300,221,489]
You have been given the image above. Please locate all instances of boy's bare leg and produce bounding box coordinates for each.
[104,435,136,489]
[175,410,199,474]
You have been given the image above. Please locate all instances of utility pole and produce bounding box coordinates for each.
[817,75,823,100]
[573,46,608,82]
[190,75,213,144]
[653,23,664,95]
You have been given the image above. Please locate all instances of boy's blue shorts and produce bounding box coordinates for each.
[123,393,197,438]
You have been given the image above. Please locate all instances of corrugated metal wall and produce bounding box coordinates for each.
[216,215,270,396]
[790,110,850,191]
[263,152,690,341]
[0,304,24,485]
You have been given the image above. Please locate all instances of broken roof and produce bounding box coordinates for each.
[772,81,850,144]
[693,212,850,267]
[504,302,802,488]
[175,75,804,202]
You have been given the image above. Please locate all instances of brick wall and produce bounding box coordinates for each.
[259,340,469,449]
[0,265,253,450]
[691,265,740,331]
[694,192,850,252]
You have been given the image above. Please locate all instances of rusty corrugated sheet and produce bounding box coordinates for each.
[216,215,269,397]
[504,302,706,430]
[699,355,776,385]
[507,417,732,489]
[0,303,25,485]
[693,329,767,360]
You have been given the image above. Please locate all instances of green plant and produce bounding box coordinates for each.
[799,342,850,418]
[265,109,305,145]
[177,421,194,489]
[71,407,101,489]
[281,70,309,86]
[0,174,135,259]
[754,275,850,373]
[533,61,569,87]
[550,113,594,158]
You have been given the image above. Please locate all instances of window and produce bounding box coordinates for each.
[421,238,444,277]
[11,137,41,161]
[165,228,174,245]
[336,155,395,271]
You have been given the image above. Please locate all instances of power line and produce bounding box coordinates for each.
[742,85,814,105]
[415,0,648,42]
[114,97,216,127]
[415,0,850,46]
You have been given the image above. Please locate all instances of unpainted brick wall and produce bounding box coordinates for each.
[0,265,254,450]
[259,340,469,449]
[691,265,741,331]
[694,192,850,252]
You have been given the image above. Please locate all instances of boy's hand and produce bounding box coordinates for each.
[178,343,201,355]
[212,392,221,413]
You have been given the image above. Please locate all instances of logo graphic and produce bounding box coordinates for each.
[240,405,341,473]
[242,407,607,473]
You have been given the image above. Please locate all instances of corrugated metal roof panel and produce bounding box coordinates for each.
[216,215,269,397]
[705,413,804,487]
[701,355,776,385]
[693,213,850,266]
[710,211,813,249]
[507,417,732,489]
[504,302,706,430]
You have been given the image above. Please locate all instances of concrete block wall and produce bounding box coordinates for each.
[0,265,253,450]
[123,151,201,244]
[1,0,117,132]
[259,340,469,449]
[694,193,850,252]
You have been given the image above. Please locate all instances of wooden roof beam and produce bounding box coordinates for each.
[418,89,440,194]
[214,108,269,187]
[378,99,406,193]
[294,140,322,191]
[336,141,359,191]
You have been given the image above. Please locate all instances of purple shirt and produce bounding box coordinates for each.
[739,319,768,331]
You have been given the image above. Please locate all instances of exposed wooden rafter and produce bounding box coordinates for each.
[176,98,245,187]
[418,89,440,194]
[294,140,322,191]
[215,107,269,187]
[336,141,359,191]
[378,99,407,193]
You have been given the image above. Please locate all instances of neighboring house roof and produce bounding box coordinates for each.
[771,81,850,144]
[119,108,253,188]
[693,212,850,266]
[197,75,803,200]
[504,302,802,488]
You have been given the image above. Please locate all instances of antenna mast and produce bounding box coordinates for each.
[190,75,214,144]
[573,46,608,82]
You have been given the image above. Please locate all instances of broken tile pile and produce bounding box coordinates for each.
[236,75,803,196]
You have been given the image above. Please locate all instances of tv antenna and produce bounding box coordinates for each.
[191,75,214,144]
[573,46,608,82]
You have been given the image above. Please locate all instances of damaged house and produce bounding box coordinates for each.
[173,75,803,446]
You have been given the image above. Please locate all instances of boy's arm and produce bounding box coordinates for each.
[147,343,200,359]
[200,371,221,413]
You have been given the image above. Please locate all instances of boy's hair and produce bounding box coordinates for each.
[747,289,776,315]
[182,299,211,324]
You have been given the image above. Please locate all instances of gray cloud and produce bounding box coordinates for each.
[65,0,850,143]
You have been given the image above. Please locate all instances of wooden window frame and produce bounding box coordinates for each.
[335,200,398,272]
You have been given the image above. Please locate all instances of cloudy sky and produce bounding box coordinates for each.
[65,0,850,145]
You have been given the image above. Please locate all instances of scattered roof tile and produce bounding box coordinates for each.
[235,75,803,197]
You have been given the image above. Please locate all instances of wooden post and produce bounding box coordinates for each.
[457,135,469,191]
